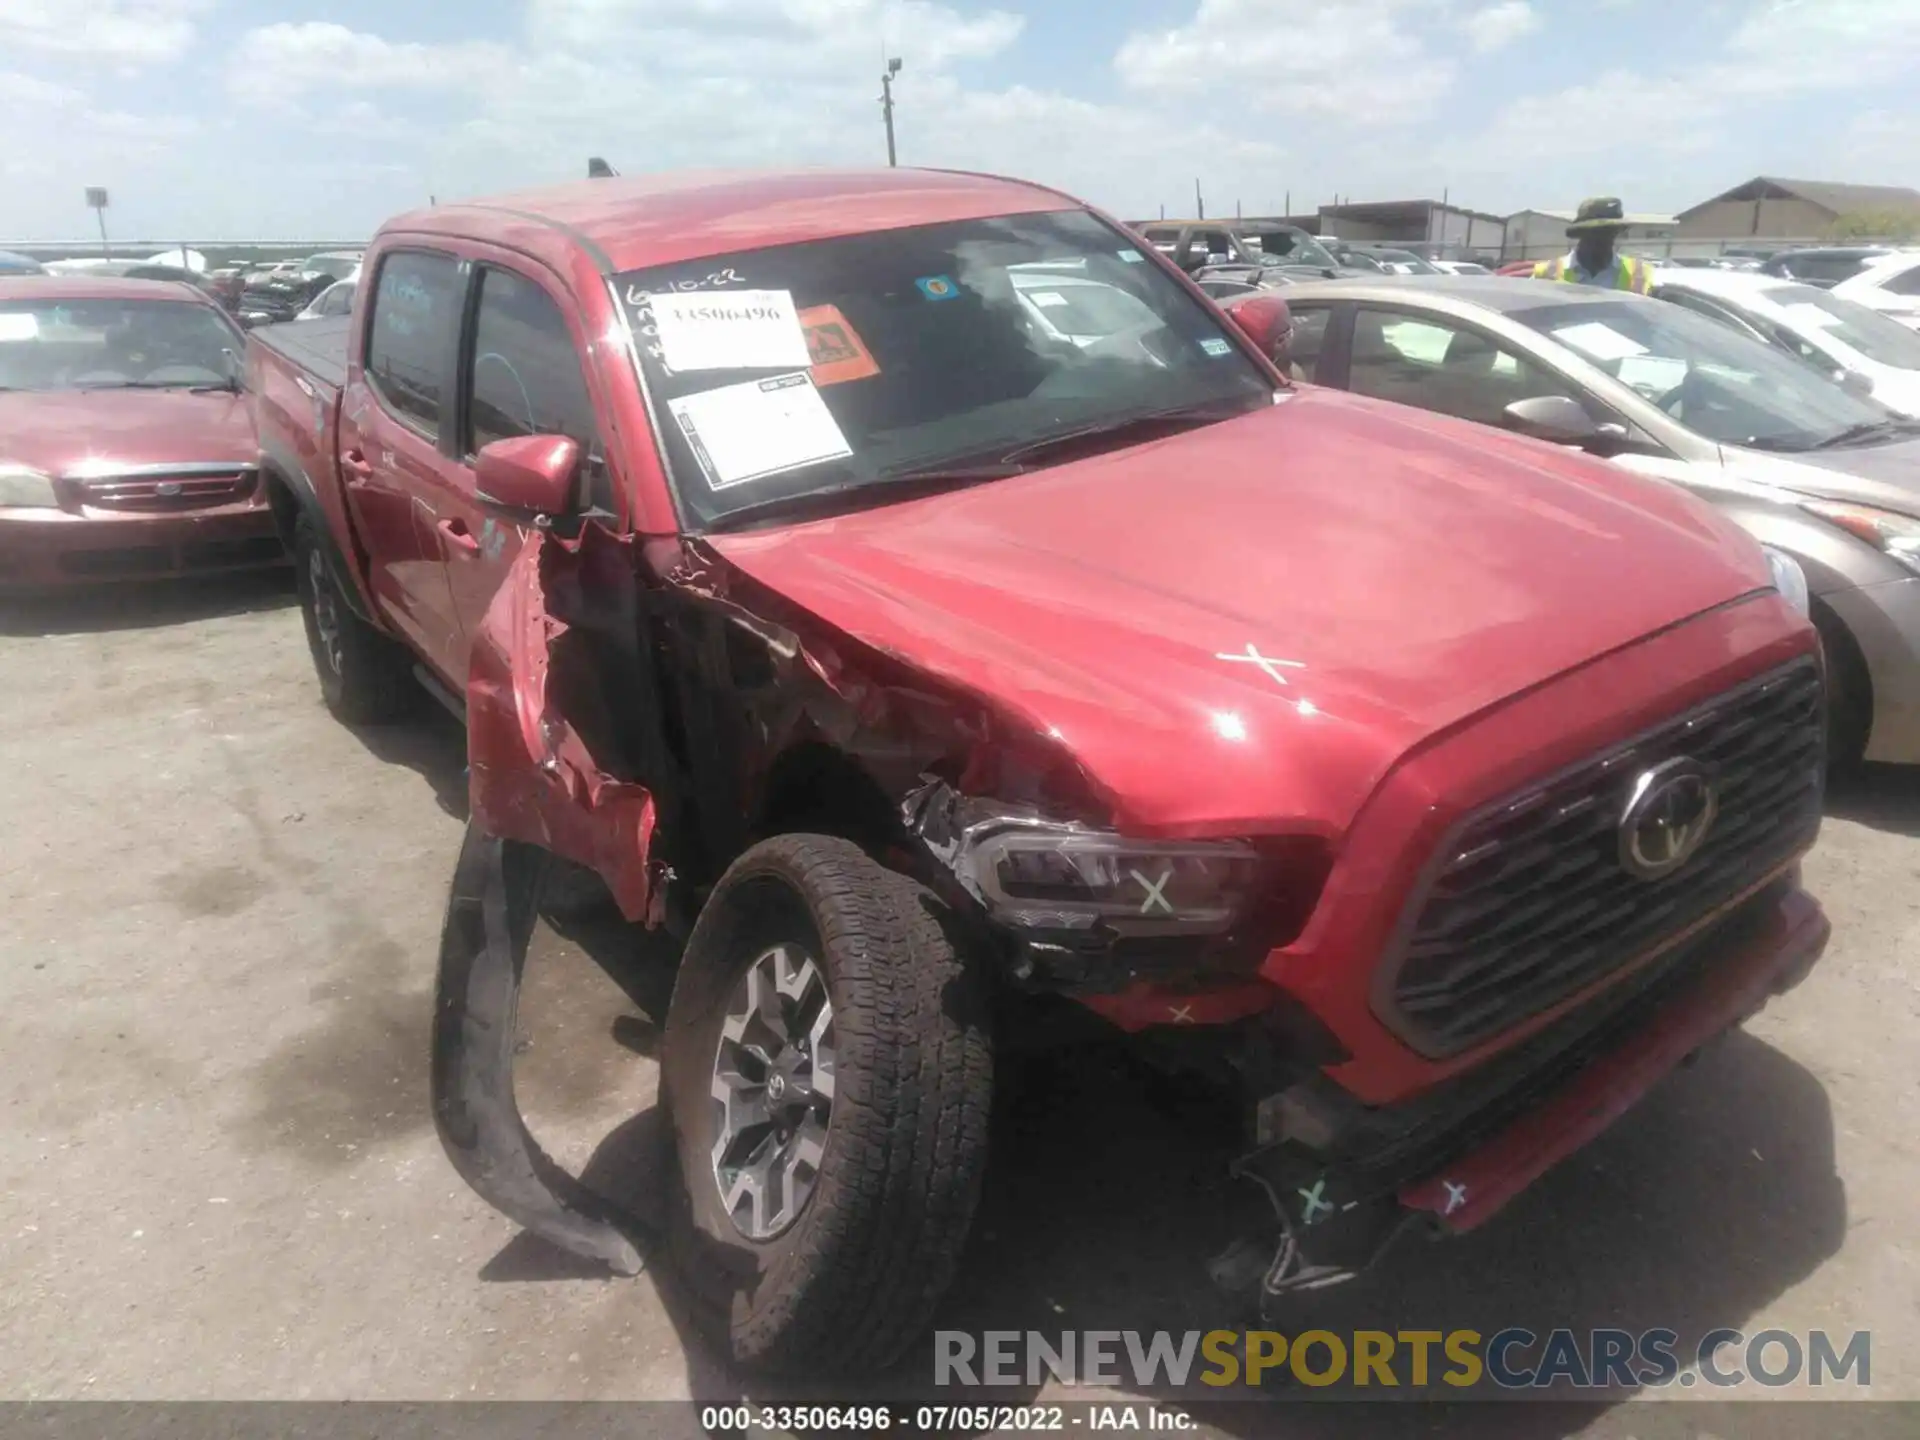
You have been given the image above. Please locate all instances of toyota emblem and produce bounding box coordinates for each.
[1619,758,1718,880]
[155,481,183,497]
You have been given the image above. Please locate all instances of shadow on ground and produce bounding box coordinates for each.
[1827,762,1920,837]
[0,567,295,636]
[474,938,1844,1438]
[349,700,471,820]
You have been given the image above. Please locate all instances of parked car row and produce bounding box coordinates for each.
[0,170,1886,1385]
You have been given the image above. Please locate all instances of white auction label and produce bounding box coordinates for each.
[0,313,40,341]
[650,289,810,373]
[667,372,853,490]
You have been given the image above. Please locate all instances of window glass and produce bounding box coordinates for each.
[1883,264,1920,297]
[1761,284,1920,369]
[1349,308,1576,426]
[465,267,608,510]
[618,208,1274,528]
[364,250,458,435]
[1511,295,1897,451]
[0,297,239,391]
[1286,307,1330,381]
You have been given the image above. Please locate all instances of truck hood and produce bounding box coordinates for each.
[1722,435,1920,514]
[0,388,255,475]
[712,390,1772,835]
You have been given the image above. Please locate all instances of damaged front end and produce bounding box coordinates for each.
[1208,877,1831,1319]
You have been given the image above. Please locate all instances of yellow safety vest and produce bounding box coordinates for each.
[1532,252,1652,294]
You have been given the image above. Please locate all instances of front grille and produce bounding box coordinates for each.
[1380,657,1824,1057]
[76,470,255,513]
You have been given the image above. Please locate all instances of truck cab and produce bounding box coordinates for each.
[248,169,1831,1377]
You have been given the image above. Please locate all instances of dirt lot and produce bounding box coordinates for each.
[2,572,1917,1427]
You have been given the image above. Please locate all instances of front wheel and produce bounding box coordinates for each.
[660,834,992,1375]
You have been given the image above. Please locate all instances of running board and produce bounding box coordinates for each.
[413,664,466,722]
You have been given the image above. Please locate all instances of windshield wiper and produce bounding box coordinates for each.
[994,400,1252,468]
[1810,418,1920,450]
[704,463,1026,533]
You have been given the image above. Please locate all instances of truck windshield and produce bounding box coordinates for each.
[0,298,240,391]
[1241,229,1339,272]
[617,209,1275,528]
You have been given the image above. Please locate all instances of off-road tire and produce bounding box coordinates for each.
[1813,600,1871,772]
[660,833,992,1375]
[293,512,418,725]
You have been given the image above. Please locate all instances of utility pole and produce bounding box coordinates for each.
[881,58,902,166]
[1195,178,1204,220]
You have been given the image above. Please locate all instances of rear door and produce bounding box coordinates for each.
[338,247,465,671]
[438,251,616,646]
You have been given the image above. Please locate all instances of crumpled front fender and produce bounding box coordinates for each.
[467,529,660,922]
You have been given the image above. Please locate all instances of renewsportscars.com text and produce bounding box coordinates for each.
[934,1328,1872,1391]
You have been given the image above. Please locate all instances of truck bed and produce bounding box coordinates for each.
[249,316,350,392]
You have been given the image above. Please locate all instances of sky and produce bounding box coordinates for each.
[2,0,1917,242]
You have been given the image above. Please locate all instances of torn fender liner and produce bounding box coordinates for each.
[468,529,659,923]
[431,821,648,1275]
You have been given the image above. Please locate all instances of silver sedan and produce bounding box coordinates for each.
[1260,275,1920,766]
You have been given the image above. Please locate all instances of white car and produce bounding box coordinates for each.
[1432,260,1492,276]
[1654,266,1920,417]
[295,272,359,321]
[1833,252,1920,332]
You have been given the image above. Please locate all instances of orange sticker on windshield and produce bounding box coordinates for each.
[799,305,880,387]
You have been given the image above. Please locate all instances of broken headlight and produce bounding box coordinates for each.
[908,787,1259,936]
[0,464,58,509]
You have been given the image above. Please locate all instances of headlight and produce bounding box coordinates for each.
[0,463,58,509]
[1801,500,1920,577]
[909,789,1259,936]
[1761,546,1811,616]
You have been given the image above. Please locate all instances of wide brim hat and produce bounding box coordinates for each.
[1567,197,1629,234]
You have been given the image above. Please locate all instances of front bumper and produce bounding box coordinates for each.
[1822,572,1920,764]
[1228,878,1828,1294]
[0,503,285,590]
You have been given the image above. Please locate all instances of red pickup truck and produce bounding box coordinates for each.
[248,169,1831,1376]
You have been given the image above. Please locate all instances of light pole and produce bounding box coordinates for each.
[881,57,902,167]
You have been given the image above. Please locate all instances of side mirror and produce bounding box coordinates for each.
[1223,293,1292,365]
[1503,394,1600,444]
[474,434,581,518]
[1836,370,1874,399]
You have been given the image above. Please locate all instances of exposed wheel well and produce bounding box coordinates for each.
[1811,596,1872,769]
[755,743,904,854]
[259,465,302,550]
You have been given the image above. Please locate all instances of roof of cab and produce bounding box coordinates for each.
[380,167,1082,275]
[0,276,213,304]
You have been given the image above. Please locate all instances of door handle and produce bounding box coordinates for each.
[437,518,482,555]
[342,449,375,490]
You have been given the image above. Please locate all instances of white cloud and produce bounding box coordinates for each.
[0,0,208,67]
[227,23,513,106]
[0,67,199,196]
[1462,1,1539,52]
[1114,0,1456,121]
[1453,0,1920,210]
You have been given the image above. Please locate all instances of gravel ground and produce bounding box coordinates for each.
[1,572,1915,1433]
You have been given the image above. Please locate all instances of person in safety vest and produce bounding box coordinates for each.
[1532,197,1654,293]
